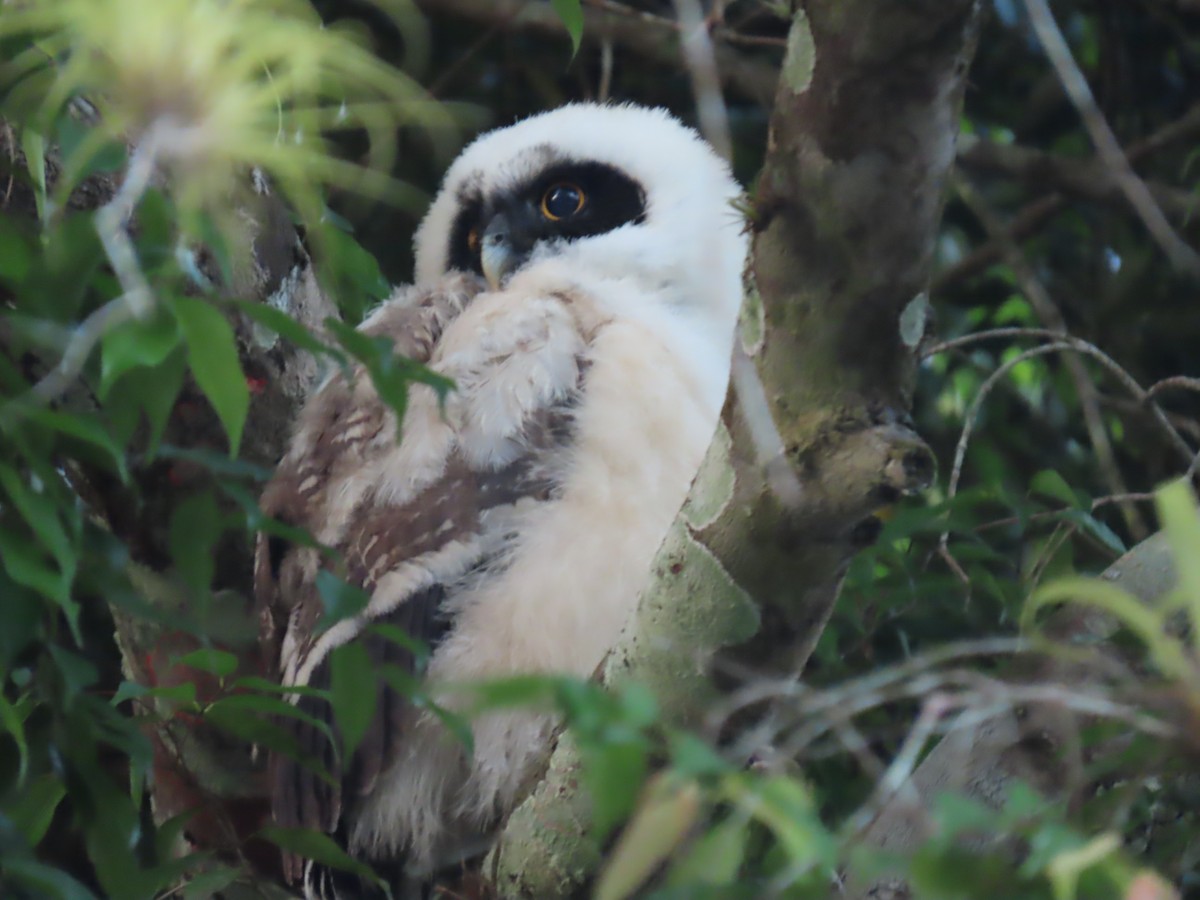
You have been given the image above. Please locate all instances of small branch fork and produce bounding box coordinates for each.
[29,125,165,405]
[1023,0,1200,278]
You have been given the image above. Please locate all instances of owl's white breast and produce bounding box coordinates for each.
[350,276,732,865]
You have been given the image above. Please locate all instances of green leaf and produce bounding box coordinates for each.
[7,774,67,845]
[110,679,197,708]
[1,858,99,900]
[584,739,649,839]
[108,347,187,454]
[1026,577,1189,679]
[0,692,30,784]
[367,622,432,670]
[313,224,392,323]
[1062,509,1125,556]
[175,297,249,455]
[158,443,272,481]
[0,216,34,285]
[324,317,455,437]
[99,309,180,397]
[668,732,732,778]
[55,115,127,183]
[595,777,702,900]
[235,300,345,364]
[6,408,128,481]
[330,642,376,767]
[668,817,748,887]
[21,127,46,221]
[259,826,388,890]
[48,644,99,701]
[0,462,76,592]
[1030,469,1083,509]
[169,491,223,592]
[181,865,243,899]
[315,570,371,631]
[725,776,832,867]
[173,647,239,679]
[0,524,75,616]
[1154,479,1200,630]
[551,0,585,55]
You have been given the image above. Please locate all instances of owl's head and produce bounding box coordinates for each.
[413,103,747,328]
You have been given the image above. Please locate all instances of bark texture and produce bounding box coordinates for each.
[485,3,983,896]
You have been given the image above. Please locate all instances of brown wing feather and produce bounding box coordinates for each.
[253,274,584,883]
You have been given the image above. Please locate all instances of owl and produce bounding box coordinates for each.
[254,102,747,894]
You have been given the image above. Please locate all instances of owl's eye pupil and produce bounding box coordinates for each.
[541,183,585,221]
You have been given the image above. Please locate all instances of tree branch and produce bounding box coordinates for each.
[412,0,778,105]
[957,137,1200,224]
[1023,0,1200,277]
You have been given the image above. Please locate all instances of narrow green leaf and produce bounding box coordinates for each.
[99,309,181,397]
[235,300,345,364]
[169,491,222,592]
[8,774,67,845]
[48,644,99,700]
[1026,577,1188,679]
[1154,479,1200,630]
[259,826,388,890]
[330,642,376,767]
[368,622,432,669]
[21,128,47,221]
[315,569,371,631]
[0,524,74,616]
[1062,509,1125,556]
[158,443,272,481]
[324,317,455,437]
[1030,469,1083,509]
[551,0,585,55]
[175,297,249,455]
[110,679,197,708]
[173,647,239,679]
[313,224,392,323]
[181,865,243,899]
[595,777,701,900]
[0,692,30,784]
[7,408,129,481]
[0,462,76,587]
[2,858,99,900]
[667,817,748,887]
[584,739,649,839]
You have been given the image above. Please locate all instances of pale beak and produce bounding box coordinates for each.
[480,214,517,290]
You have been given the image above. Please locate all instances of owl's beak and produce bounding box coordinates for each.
[480,214,521,290]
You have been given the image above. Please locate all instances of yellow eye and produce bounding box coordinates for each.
[540,183,586,221]
[467,227,480,253]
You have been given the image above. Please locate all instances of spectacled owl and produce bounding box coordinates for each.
[254,102,747,895]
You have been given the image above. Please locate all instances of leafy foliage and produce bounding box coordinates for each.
[1,0,1198,898]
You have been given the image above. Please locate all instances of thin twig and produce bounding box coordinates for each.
[673,0,733,161]
[1023,0,1200,278]
[925,326,1194,465]
[597,38,614,103]
[1146,375,1200,400]
[670,0,803,508]
[952,170,1146,539]
[22,129,164,406]
[939,104,1200,291]
[28,293,137,403]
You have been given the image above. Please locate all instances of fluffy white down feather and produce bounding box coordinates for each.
[270,102,747,875]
